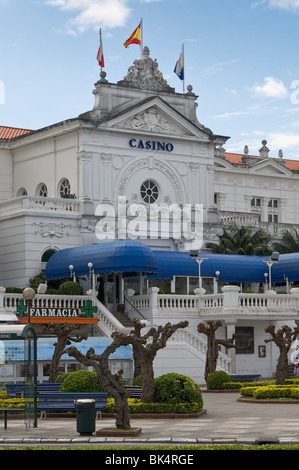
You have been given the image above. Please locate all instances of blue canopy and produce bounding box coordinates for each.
[45,240,158,280]
[150,251,299,284]
[45,240,299,284]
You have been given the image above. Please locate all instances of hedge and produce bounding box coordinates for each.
[103,398,201,414]
[240,383,299,399]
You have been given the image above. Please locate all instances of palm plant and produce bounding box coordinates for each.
[273,228,299,254]
[206,225,272,255]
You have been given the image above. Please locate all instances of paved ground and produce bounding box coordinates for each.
[2,392,299,446]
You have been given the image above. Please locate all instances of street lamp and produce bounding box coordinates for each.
[69,264,76,282]
[263,252,279,292]
[190,250,207,289]
[88,262,96,304]
[215,271,220,294]
[22,287,36,324]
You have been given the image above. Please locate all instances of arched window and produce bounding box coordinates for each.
[59,178,71,198]
[41,249,57,271]
[16,188,28,197]
[38,184,48,198]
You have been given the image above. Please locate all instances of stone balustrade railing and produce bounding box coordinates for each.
[0,196,81,217]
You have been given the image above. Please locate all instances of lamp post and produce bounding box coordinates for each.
[263,252,279,292]
[215,271,220,294]
[69,264,76,282]
[22,288,36,324]
[189,250,207,289]
[88,262,96,304]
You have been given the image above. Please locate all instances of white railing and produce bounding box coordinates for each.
[158,295,201,312]
[0,196,81,217]
[238,293,299,312]
[4,293,89,311]
[94,298,131,336]
[169,327,231,373]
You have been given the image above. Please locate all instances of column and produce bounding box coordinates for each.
[77,151,93,200]
[226,323,236,374]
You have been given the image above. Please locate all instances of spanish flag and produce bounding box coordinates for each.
[97,29,104,68]
[123,22,142,48]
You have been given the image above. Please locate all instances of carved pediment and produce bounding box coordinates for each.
[118,106,191,136]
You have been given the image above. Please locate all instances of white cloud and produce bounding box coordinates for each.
[251,77,288,99]
[45,0,131,34]
[268,132,299,149]
[203,59,240,76]
[253,0,299,11]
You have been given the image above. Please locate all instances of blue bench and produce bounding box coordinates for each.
[6,383,61,398]
[37,392,108,419]
[230,374,261,383]
[124,386,142,399]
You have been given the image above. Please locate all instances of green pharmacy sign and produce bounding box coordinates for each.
[17,299,97,319]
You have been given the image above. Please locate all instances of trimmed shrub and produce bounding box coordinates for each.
[206,371,231,390]
[132,375,142,386]
[60,370,104,392]
[58,281,83,296]
[103,398,201,414]
[154,373,203,409]
[56,372,73,384]
[253,386,292,399]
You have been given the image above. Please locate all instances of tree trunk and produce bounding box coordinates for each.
[276,347,289,385]
[205,328,219,382]
[48,339,67,383]
[140,356,155,403]
[133,345,142,379]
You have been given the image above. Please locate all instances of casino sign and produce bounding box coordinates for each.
[16,300,99,325]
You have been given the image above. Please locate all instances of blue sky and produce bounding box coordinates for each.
[2,0,299,159]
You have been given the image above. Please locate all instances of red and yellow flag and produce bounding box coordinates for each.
[123,23,141,48]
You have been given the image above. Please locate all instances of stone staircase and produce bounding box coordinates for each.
[113,304,135,328]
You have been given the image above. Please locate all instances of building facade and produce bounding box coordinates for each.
[1,46,299,383]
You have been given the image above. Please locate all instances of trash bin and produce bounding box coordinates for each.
[75,399,96,436]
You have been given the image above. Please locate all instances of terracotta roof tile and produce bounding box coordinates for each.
[224,152,299,172]
[0,126,33,140]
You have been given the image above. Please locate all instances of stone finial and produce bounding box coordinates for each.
[278,149,283,159]
[244,145,249,155]
[259,140,270,159]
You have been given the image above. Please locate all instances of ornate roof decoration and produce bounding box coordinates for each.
[118,46,174,93]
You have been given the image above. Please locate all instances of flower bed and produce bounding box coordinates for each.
[239,381,299,401]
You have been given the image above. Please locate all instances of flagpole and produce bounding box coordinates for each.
[182,43,185,94]
[140,18,143,57]
[100,28,103,73]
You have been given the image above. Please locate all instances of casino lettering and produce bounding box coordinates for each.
[129,138,174,152]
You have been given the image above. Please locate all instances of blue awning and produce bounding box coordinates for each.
[45,240,158,280]
[149,251,269,283]
[2,337,133,361]
[150,251,299,284]
[45,240,299,284]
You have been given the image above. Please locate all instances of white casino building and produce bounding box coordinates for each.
[1,46,299,384]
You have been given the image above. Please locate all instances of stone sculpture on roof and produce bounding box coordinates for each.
[117,46,173,93]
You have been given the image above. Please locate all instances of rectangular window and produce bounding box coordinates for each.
[251,198,261,207]
[235,327,254,354]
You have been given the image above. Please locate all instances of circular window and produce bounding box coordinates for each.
[140,180,159,204]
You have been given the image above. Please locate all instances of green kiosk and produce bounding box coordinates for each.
[0,324,37,429]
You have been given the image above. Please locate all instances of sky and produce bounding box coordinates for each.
[2,0,299,159]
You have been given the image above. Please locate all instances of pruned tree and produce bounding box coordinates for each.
[119,319,189,403]
[65,335,132,430]
[42,322,87,383]
[65,319,188,428]
[198,320,253,382]
[265,324,299,385]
